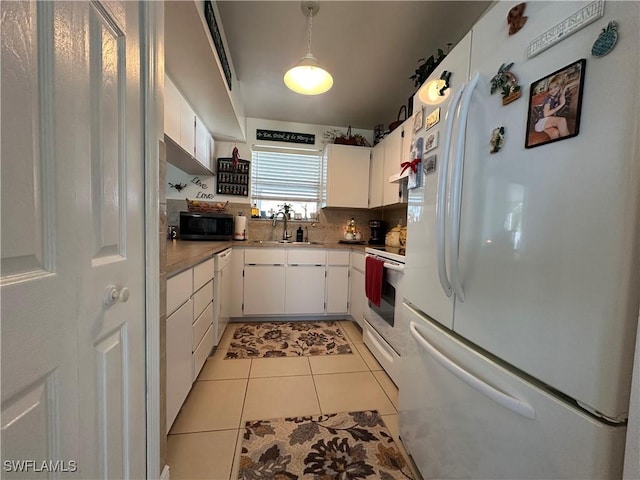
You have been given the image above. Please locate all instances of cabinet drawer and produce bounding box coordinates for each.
[287,249,326,265]
[351,251,365,272]
[193,301,213,351]
[167,268,193,315]
[245,248,286,265]
[193,324,214,381]
[193,258,214,292]
[193,279,213,319]
[328,250,350,266]
[166,298,193,432]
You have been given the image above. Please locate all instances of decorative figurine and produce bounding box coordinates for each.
[592,21,618,57]
[490,63,521,105]
[169,182,187,192]
[507,3,528,36]
[490,127,505,153]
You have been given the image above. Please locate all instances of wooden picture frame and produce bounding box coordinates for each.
[525,59,586,149]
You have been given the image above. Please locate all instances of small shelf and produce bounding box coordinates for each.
[216,157,249,196]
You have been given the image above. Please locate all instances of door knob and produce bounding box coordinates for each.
[104,285,130,305]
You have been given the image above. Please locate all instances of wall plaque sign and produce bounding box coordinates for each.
[256,129,315,145]
[204,1,232,90]
[527,0,605,58]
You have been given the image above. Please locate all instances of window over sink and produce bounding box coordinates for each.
[251,146,322,220]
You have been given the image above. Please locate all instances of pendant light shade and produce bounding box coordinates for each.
[284,1,333,95]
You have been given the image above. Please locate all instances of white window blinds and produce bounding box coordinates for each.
[251,147,323,203]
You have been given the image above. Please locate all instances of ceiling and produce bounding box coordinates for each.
[215,1,492,131]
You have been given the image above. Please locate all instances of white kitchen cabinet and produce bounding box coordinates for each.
[166,298,193,433]
[194,115,211,170]
[180,97,195,157]
[286,266,326,314]
[382,125,405,206]
[243,265,286,315]
[369,142,384,208]
[166,257,214,433]
[326,251,350,314]
[349,251,366,328]
[164,75,182,144]
[321,144,371,208]
[230,248,244,317]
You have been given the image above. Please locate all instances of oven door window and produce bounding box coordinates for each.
[369,274,395,327]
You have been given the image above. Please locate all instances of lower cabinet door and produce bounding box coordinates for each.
[350,267,366,327]
[243,265,286,315]
[166,298,193,433]
[326,266,350,313]
[285,265,326,314]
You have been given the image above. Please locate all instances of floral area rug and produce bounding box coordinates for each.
[238,410,414,480]
[225,321,352,359]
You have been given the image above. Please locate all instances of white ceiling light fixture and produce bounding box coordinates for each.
[284,1,333,95]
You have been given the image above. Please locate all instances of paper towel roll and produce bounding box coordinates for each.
[234,215,247,240]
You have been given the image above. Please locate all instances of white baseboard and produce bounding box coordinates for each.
[160,465,170,480]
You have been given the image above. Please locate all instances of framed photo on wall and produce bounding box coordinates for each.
[525,59,586,149]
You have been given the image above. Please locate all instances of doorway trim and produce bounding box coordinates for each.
[141,1,163,478]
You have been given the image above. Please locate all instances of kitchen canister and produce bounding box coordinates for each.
[234,214,247,240]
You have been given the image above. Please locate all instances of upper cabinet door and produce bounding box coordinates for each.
[164,76,181,143]
[180,99,195,157]
[382,125,404,206]
[322,144,371,208]
[194,116,211,170]
[369,143,384,208]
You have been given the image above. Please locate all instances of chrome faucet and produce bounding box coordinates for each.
[272,210,291,241]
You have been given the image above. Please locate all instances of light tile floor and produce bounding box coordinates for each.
[167,320,421,480]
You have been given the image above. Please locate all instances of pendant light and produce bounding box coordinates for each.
[284,1,333,95]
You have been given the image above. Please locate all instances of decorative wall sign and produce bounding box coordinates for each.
[490,127,505,153]
[490,63,521,105]
[256,129,315,145]
[424,154,437,176]
[425,130,439,153]
[413,107,424,132]
[525,59,586,149]
[592,21,618,57]
[204,1,232,90]
[507,3,528,36]
[425,108,441,131]
[527,0,605,58]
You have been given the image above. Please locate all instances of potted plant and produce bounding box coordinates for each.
[409,47,449,89]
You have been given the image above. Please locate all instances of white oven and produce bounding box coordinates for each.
[363,247,409,385]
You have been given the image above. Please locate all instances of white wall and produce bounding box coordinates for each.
[624,312,640,479]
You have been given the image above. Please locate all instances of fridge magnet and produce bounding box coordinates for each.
[507,3,528,36]
[425,130,439,153]
[425,108,441,131]
[490,127,505,153]
[424,154,437,176]
[525,59,586,149]
[527,0,604,58]
[405,137,424,189]
[490,63,521,105]
[413,107,424,132]
[591,21,618,57]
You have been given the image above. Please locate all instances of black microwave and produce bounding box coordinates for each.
[179,212,233,240]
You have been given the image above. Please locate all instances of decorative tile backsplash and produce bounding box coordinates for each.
[166,199,407,243]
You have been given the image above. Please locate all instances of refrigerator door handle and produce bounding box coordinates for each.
[409,321,536,420]
[436,83,466,298]
[448,72,480,302]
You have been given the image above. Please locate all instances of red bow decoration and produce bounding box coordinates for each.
[401,158,421,175]
[232,146,239,170]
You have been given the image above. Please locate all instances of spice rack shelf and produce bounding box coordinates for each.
[216,157,249,196]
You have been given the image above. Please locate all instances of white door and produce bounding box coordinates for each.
[1,2,146,478]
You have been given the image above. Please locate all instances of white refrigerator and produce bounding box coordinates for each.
[399,1,640,478]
